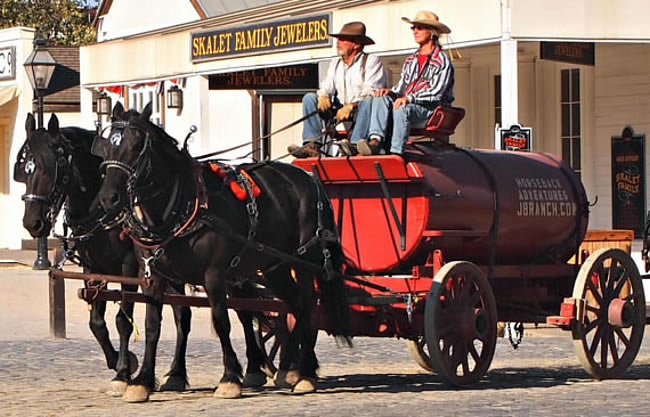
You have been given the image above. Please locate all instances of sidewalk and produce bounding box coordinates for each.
[0,248,44,268]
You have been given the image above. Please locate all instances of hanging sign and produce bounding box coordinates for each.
[540,42,595,66]
[498,124,533,152]
[0,46,15,81]
[191,14,331,62]
[611,127,646,237]
[209,64,318,90]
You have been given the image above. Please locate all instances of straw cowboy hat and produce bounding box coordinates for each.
[401,10,451,34]
[328,21,375,45]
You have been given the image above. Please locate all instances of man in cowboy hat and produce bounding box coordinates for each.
[288,21,387,158]
[362,10,454,156]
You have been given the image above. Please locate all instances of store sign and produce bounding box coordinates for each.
[209,64,318,90]
[540,42,595,66]
[191,14,331,62]
[498,124,533,152]
[0,46,16,81]
[611,127,646,237]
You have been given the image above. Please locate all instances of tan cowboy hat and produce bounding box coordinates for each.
[401,10,451,34]
[328,21,375,45]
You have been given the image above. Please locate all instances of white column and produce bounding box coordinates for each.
[497,0,518,149]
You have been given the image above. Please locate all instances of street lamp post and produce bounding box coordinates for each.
[23,32,56,270]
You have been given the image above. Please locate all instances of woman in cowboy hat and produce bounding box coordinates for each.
[362,10,454,156]
[288,21,387,158]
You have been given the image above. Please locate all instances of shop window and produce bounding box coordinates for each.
[494,75,501,127]
[561,68,581,176]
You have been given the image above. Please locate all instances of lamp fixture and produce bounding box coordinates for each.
[167,85,183,109]
[96,92,112,115]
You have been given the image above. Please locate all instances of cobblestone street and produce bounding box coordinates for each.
[3,259,650,416]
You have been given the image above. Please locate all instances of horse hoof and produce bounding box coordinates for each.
[242,372,267,388]
[128,351,139,375]
[214,382,242,399]
[274,369,300,388]
[292,378,316,394]
[122,385,150,403]
[107,380,128,397]
[159,375,189,392]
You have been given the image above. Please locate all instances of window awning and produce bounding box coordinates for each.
[0,85,19,107]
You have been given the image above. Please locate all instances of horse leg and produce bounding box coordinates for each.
[237,310,268,388]
[159,299,191,392]
[205,273,243,399]
[266,267,303,388]
[108,283,139,396]
[87,298,117,369]
[122,283,164,403]
[288,267,319,394]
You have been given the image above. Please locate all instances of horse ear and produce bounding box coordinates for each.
[141,101,153,121]
[25,113,35,134]
[113,101,125,119]
[48,114,60,135]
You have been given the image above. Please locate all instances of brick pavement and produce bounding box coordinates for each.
[2,255,650,416]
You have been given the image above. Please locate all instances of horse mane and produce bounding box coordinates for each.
[126,114,188,168]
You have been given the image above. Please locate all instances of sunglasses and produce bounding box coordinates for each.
[410,25,430,31]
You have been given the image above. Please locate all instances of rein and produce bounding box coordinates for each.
[194,110,319,160]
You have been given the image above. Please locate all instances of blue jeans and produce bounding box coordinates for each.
[302,93,373,144]
[368,95,435,154]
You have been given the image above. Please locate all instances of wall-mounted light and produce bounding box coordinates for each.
[96,92,112,115]
[167,85,183,109]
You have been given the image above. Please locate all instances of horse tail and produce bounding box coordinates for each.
[316,237,352,347]
[312,176,352,346]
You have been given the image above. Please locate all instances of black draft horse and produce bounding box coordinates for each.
[93,102,350,402]
[14,113,193,395]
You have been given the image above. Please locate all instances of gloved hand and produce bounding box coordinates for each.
[317,95,332,112]
[336,103,355,121]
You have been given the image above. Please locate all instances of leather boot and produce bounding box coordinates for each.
[288,142,320,158]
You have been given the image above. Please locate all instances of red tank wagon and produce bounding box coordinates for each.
[293,141,646,385]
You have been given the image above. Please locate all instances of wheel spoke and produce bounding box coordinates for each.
[597,263,607,294]
[613,326,631,348]
[451,275,462,300]
[606,260,618,292]
[584,317,600,335]
[589,324,603,357]
[262,330,276,343]
[613,272,630,297]
[268,340,280,361]
[608,332,620,365]
[468,341,480,363]
[600,325,609,368]
[585,304,601,315]
[586,278,603,305]
[458,277,472,304]
[461,351,470,376]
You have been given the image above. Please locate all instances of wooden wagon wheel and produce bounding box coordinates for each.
[405,336,435,373]
[572,247,645,379]
[424,261,497,385]
[253,313,287,378]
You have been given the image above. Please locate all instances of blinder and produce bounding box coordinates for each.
[13,144,32,183]
[91,120,132,159]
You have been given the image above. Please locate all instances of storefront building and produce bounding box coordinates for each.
[1,27,86,249]
[78,0,649,240]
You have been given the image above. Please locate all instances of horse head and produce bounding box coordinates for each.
[94,101,185,221]
[18,113,99,237]
[18,113,69,237]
